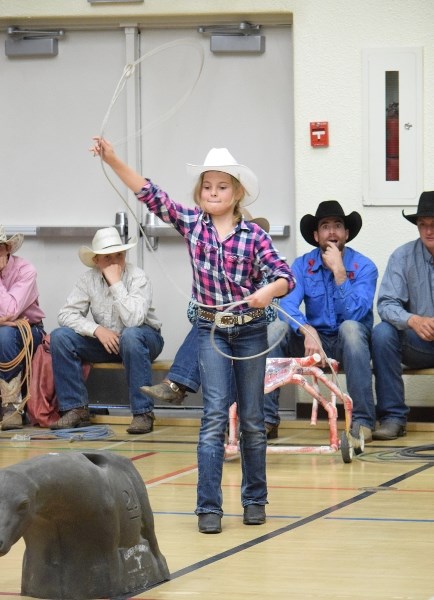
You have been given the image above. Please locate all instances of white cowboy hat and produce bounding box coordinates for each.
[186,148,259,206]
[0,225,24,255]
[79,227,137,268]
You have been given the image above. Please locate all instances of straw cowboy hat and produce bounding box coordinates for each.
[402,191,434,224]
[0,225,24,255]
[300,200,362,247]
[243,208,270,233]
[79,227,137,268]
[186,147,259,206]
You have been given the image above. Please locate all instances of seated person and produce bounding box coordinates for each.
[372,191,434,440]
[50,227,164,435]
[0,225,45,430]
[276,201,378,443]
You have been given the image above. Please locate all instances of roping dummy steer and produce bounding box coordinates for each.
[0,451,170,599]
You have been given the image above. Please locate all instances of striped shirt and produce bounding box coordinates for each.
[136,180,295,310]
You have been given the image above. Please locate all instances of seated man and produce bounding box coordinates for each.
[372,191,434,440]
[50,227,164,434]
[0,225,45,430]
[277,201,378,442]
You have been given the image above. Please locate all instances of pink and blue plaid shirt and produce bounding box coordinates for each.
[136,180,295,311]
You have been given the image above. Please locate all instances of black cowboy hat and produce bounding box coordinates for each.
[402,191,434,224]
[300,200,362,247]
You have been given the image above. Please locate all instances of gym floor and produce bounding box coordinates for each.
[1,414,434,600]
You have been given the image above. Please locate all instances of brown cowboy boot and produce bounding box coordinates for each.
[50,407,91,430]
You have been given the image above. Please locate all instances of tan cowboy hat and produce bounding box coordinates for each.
[402,191,434,224]
[242,208,270,233]
[79,227,137,268]
[300,200,362,247]
[0,225,24,255]
[186,147,259,206]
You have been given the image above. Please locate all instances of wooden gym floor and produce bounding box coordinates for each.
[1,414,434,600]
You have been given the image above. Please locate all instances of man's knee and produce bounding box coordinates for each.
[119,327,144,352]
[339,320,364,337]
[50,327,74,350]
[372,321,397,348]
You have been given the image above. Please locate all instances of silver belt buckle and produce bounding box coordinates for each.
[215,312,232,328]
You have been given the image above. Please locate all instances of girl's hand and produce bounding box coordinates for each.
[90,137,116,165]
[245,287,274,309]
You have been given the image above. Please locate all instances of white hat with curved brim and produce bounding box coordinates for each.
[79,227,137,268]
[186,147,259,206]
[0,225,24,255]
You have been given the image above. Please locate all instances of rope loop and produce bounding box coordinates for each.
[0,319,34,412]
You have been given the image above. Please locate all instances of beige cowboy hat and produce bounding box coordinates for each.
[242,208,270,233]
[186,147,259,206]
[0,225,24,255]
[79,227,137,268]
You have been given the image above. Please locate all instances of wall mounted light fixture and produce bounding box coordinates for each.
[88,0,143,3]
[198,21,265,54]
[5,27,64,57]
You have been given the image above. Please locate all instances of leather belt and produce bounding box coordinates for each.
[198,307,265,328]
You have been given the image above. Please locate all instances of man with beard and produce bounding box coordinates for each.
[273,201,378,442]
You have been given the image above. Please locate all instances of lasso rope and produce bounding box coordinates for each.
[95,37,340,391]
[0,319,33,418]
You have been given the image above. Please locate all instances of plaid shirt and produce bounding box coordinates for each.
[137,180,295,311]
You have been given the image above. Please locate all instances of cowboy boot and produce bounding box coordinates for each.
[0,374,24,430]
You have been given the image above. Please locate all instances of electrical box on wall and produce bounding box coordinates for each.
[310,121,329,147]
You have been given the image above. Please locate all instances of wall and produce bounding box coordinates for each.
[1,0,434,404]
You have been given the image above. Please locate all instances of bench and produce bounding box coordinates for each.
[90,360,173,373]
[296,367,434,422]
[86,360,173,410]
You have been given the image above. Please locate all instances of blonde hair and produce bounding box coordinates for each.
[193,172,245,222]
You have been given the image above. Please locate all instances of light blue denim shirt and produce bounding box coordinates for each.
[377,238,434,330]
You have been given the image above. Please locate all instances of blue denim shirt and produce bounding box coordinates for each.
[279,246,378,335]
[377,238,434,330]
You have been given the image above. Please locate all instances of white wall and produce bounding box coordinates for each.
[1,0,434,403]
[286,0,434,403]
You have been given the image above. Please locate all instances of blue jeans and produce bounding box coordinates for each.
[50,325,164,414]
[372,321,434,425]
[169,325,201,393]
[170,321,284,424]
[0,323,45,381]
[277,320,376,429]
[263,319,288,426]
[195,316,268,516]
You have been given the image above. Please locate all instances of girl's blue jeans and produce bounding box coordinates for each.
[50,325,164,414]
[195,316,268,516]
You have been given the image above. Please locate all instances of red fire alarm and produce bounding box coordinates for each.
[310,121,329,147]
